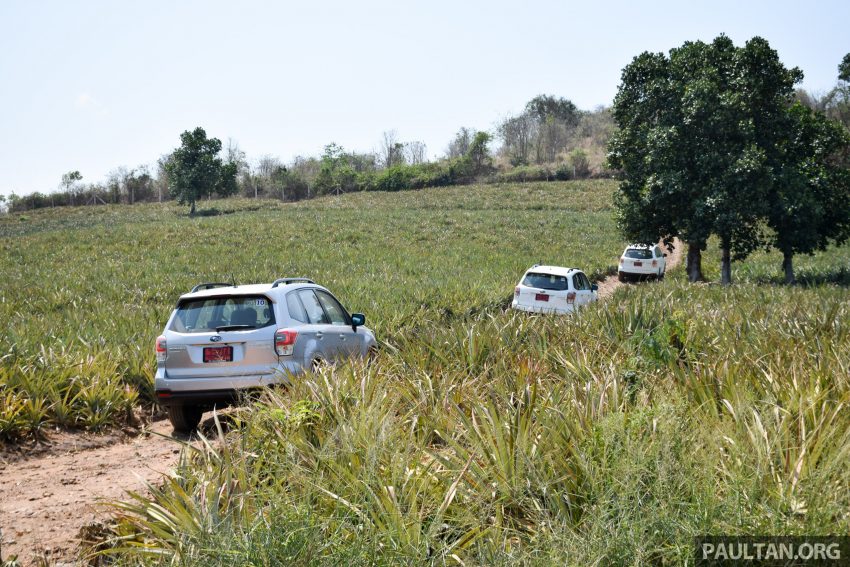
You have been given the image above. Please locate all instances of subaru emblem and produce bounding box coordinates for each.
[210,335,223,342]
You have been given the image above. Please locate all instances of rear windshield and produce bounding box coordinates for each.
[170,295,275,333]
[522,272,569,291]
[624,248,653,259]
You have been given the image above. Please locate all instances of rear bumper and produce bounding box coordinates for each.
[154,363,302,407]
[619,266,661,276]
[511,300,576,315]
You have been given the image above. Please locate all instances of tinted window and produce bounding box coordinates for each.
[170,295,274,333]
[297,290,329,324]
[624,248,653,259]
[522,272,569,291]
[286,292,308,323]
[572,273,590,291]
[654,246,663,257]
[315,290,349,326]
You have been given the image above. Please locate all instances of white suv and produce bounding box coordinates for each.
[512,265,598,314]
[154,278,377,432]
[618,244,667,281]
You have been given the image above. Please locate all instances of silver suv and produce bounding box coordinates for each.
[154,278,377,431]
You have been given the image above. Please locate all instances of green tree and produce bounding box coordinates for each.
[839,53,850,83]
[61,170,82,206]
[767,103,850,283]
[166,128,238,215]
[465,131,493,176]
[609,35,802,284]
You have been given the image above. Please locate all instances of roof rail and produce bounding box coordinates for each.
[190,282,233,293]
[271,277,315,288]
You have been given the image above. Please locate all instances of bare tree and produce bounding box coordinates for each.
[61,170,82,206]
[405,141,427,165]
[446,127,475,159]
[254,155,283,198]
[498,112,536,165]
[379,130,405,168]
[225,138,249,175]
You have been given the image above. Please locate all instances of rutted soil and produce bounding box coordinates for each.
[0,240,684,565]
[595,238,684,299]
[0,419,181,565]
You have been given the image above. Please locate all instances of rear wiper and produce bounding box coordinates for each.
[215,325,255,332]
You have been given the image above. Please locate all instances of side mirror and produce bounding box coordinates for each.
[351,313,366,331]
[591,284,599,292]
[663,253,668,258]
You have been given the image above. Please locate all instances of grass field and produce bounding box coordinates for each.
[2,180,850,565]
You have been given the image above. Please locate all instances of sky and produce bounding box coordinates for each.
[1,0,848,197]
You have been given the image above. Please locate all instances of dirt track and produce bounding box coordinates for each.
[0,419,180,565]
[0,240,684,565]
[596,238,683,299]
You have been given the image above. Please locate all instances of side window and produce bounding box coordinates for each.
[573,273,590,291]
[315,290,349,326]
[297,290,329,324]
[286,292,308,323]
[654,246,662,258]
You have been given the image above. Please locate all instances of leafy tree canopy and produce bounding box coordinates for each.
[166,128,238,215]
[839,53,850,83]
[609,35,803,283]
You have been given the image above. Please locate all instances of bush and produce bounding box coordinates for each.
[490,165,554,184]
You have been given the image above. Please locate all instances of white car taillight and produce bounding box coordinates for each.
[275,329,298,356]
[514,286,520,297]
[155,335,167,363]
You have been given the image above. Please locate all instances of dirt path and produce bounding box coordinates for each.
[596,238,684,300]
[0,419,182,565]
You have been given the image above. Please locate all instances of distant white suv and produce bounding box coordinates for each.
[512,265,598,314]
[155,278,377,432]
[618,244,667,282]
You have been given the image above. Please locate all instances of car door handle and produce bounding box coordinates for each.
[315,332,324,339]
[339,334,346,340]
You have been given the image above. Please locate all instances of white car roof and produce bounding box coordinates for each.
[524,265,580,277]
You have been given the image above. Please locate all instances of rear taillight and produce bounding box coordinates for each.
[514,286,520,297]
[275,329,298,356]
[652,260,658,267]
[155,335,167,363]
[619,256,624,264]
[566,292,576,304]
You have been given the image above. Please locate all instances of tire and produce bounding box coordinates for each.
[167,404,203,433]
[658,270,665,281]
[618,272,627,283]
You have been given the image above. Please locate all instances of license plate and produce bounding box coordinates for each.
[633,261,643,267]
[203,346,233,363]
[535,293,549,302]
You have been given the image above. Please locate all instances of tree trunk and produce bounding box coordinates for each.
[686,241,705,283]
[783,251,795,284]
[720,239,732,286]
[189,200,196,217]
